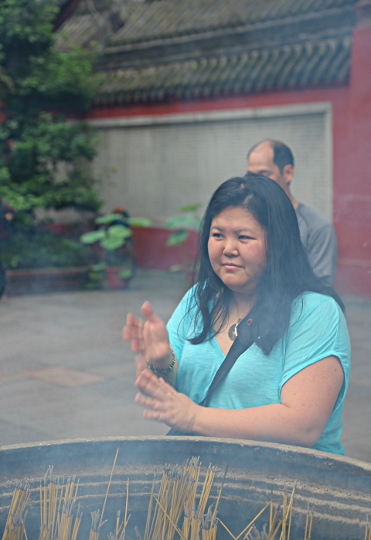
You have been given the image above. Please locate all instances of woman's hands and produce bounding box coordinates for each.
[123,302,199,432]
[123,300,199,432]
[135,368,199,432]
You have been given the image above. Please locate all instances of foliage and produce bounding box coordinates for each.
[0,228,92,269]
[0,0,104,217]
[164,203,203,273]
[80,212,151,280]
[165,203,203,246]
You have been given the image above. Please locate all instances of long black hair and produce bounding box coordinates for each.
[189,173,344,354]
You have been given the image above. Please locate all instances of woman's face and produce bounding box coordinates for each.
[208,206,267,296]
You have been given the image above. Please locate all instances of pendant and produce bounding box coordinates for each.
[228,319,241,341]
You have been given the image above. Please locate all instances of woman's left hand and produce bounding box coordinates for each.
[124,302,171,363]
[135,366,199,432]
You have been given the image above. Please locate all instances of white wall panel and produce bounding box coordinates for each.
[91,103,332,224]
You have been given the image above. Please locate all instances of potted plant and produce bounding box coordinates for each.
[80,210,151,289]
[164,203,203,281]
[1,225,93,295]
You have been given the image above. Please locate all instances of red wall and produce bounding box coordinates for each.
[132,226,198,270]
[88,25,371,297]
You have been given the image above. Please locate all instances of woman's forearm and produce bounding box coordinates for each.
[191,404,321,447]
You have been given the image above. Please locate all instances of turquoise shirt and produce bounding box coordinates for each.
[167,290,351,455]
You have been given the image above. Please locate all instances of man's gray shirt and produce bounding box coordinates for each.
[295,203,338,287]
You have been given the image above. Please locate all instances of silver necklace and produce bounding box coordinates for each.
[228,318,241,341]
[228,300,243,341]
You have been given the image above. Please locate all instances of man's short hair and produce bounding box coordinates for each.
[248,140,295,173]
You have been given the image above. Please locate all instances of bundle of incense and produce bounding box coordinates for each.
[141,458,224,540]
[1,480,30,540]
[188,464,219,540]
[143,462,193,540]
[89,510,101,540]
[38,466,80,540]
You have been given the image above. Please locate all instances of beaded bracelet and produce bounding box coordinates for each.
[147,348,176,376]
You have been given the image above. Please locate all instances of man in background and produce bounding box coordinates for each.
[247,139,337,286]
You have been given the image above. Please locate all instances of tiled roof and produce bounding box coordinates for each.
[108,0,356,46]
[56,0,357,105]
[95,35,351,105]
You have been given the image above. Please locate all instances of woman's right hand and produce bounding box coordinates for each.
[123,301,171,368]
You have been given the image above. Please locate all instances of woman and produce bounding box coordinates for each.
[123,174,350,454]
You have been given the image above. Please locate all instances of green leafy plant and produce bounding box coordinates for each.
[0,0,104,218]
[80,212,151,283]
[165,203,203,273]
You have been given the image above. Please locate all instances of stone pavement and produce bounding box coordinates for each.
[0,268,370,463]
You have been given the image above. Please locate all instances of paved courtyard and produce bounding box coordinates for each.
[0,268,370,463]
